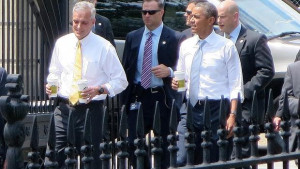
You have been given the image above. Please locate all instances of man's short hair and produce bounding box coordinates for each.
[188,0,207,6]
[73,1,96,19]
[195,1,217,24]
[143,0,165,9]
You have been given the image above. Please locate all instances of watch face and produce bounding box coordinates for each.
[99,87,104,94]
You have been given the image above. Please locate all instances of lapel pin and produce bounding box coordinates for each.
[240,39,244,43]
[162,41,166,45]
[98,23,102,26]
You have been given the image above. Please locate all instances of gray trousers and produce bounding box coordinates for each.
[53,100,104,169]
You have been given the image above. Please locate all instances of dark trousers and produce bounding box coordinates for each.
[127,86,171,169]
[177,103,188,166]
[177,100,232,165]
[53,100,104,169]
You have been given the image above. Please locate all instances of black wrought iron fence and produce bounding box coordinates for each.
[1,74,300,169]
[289,0,300,7]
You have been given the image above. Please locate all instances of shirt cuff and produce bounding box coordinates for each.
[104,83,114,97]
[169,67,174,77]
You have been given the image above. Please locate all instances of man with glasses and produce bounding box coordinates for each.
[121,0,181,168]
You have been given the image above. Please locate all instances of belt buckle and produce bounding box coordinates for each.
[150,87,159,93]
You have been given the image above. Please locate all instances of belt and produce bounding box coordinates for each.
[57,97,103,106]
[133,84,164,96]
[194,99,222,107]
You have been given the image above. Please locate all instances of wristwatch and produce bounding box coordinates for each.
[98,86,104,95]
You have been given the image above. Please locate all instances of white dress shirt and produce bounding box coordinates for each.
[177,30,244,101]
[47,31,128,100]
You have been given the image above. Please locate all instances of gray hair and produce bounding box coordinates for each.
[195,1,217,24]
[73,1,96,19]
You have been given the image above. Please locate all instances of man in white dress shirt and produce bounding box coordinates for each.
[172,1,243,164]
[45,2,128,168]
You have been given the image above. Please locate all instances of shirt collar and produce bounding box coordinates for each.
[73,31,93,47]
[144,22,164,37]
[194,30,218,46]
[229,23,241,43]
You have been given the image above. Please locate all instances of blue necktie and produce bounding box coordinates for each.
[189,40,206,106]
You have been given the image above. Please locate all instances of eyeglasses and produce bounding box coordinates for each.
[141,10,161,15]
[186,10,192,15]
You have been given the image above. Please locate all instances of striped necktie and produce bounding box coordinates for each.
[69,41,82,105]
[141,32,153,89]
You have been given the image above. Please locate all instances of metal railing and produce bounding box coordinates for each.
[1,74,300,169]
[289,0,300,7]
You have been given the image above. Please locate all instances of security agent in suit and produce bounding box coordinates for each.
[217,0,275,159]
[273,61,300,152]
[94,14,116,47]
[80,0,116,46]
[121,0,180,168]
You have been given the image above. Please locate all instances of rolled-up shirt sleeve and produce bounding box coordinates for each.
[102,46,128,97]
[226,43,244,102]
[47,41,63,84]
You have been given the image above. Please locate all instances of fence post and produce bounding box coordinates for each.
[265,90,277,153]
[217,96,228,162]
[65,110,77,169]
[168,100,178,168]
[233,94,243,161]
[151,101,163,169]
[117,105,129,169]
[201,97,212,164]
[27,115,41,169]
[81,109,93,169]
[0,74,29,169]
[100,106,112,169]
[249,91,259,169]
[44,114,58,169]
[134,103,146,169]
[280,90,291,169]
[185,100,195,166]
[264,90,276,169]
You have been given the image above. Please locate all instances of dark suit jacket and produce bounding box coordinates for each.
[276,61,300,152]
[181,28,193,40]
[236,26,274,124]
[0,67,7,96]
[121,25,180,107]
[93,14,116,47]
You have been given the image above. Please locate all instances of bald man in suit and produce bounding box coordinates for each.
[217,0,274,160]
